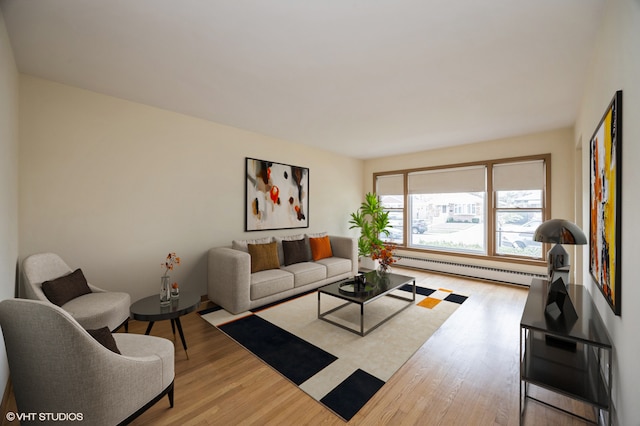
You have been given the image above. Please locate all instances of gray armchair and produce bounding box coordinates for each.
[22,252,130,331]
[0,298,174,425]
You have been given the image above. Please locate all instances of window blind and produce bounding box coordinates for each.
[376,174,404,196]
[408,166,486,194]
[493,160,545,191]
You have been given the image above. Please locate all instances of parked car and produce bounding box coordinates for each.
[384,227,403,243]
[411,220,428,234]
[500,220,542,249]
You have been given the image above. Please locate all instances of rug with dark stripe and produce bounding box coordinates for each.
[201,284,467,421]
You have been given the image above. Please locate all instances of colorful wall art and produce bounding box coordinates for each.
[245,158,309,231]
[589,90,622,315]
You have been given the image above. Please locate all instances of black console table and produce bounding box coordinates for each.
[520,278,612,425]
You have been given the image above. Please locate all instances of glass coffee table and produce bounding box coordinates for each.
[317,270,416,336]
[130,290,200,358]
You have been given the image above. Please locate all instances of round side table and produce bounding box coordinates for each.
[130,290,200,358]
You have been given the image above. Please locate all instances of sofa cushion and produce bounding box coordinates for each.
[315,257,353,278]
[250,269,294,300]
[232,236,274,253]
[87,326,121,354]
[63,291,131,330]
[281,262,327,287]
[309,235,333,261]
[41,268,92,307]
[247,242,280,273]
[282,239,309,266]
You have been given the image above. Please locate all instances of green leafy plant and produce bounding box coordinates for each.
[349,192,391,258]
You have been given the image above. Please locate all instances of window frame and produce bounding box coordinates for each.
[374,154,551,266]
[376,173,406,246]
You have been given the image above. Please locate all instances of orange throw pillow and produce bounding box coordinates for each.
[309,235,333,261]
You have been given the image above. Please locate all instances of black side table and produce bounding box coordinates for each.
[130,290,200,359]
[520,278,612,424]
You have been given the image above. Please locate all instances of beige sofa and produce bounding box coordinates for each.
[208,234,358,314]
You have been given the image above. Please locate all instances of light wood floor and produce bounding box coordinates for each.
[2,268,596,425]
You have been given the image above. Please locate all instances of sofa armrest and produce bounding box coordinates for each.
[207,247,252,314]
[329,235,358,276]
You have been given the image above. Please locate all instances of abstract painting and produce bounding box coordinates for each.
[245,158,309,231]
[589,90,622,315]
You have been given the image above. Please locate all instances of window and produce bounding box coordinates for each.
[493,160,546,258]
[373,155,549,262]
[376,174,404,245]
[408,166,486,254]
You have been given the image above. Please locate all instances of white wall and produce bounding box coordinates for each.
[574,0,640,423]
[0,8,19,402]
[363,127,577,276]
[19,75,363,303]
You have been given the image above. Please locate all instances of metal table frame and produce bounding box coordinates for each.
[317,272,416,336]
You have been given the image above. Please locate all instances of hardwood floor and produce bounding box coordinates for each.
[2,268,596,425]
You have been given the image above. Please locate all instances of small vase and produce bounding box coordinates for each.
[377,263,391,278]
[160,275,171,306]
[171,286,180,299]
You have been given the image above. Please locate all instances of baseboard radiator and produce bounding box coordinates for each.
[395,255,546,286]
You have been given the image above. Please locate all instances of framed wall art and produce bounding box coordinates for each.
[245,158,309,231]
[589,90,622,315]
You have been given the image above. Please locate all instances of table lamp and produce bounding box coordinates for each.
[533,219,587,284]
[533,219,586,323]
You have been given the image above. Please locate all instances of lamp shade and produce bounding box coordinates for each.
[533,219,587,245]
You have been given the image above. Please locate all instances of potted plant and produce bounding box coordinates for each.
[349,192,392,267]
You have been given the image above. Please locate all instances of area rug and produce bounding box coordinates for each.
[200,284,467,421]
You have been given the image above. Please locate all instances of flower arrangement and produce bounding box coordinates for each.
[371,242,397,274]
[162,252,181,277]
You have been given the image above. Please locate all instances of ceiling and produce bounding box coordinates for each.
[0,0,605,159]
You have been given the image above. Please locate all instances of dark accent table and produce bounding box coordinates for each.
[520,278,612,425]
[130,290,200,359]
[318,270,416,336]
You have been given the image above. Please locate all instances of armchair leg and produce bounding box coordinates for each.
[117,381,175,425]
[168,384,174,408]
